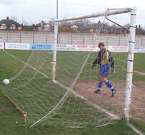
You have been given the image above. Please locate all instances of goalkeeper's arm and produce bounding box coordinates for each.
[92,52,101,69]
[92,58,98,69]
[109,52,115,72]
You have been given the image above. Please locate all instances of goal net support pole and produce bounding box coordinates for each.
[52,21,58,82]
[53,0,59,82]
[124,8,136,121]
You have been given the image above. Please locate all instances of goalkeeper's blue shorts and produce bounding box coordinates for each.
[99,64,110,77]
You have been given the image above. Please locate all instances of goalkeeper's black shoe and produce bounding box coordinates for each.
[111,89,116,97]
[94,89,101,94]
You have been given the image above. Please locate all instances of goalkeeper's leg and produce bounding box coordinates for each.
[100,64,116,97]
[95,64,107,94]
[95,80,103,93]
[104,80,116,97]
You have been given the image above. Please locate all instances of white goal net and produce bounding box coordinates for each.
[0,8,144,134]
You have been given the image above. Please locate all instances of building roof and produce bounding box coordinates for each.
[0,18,20,27]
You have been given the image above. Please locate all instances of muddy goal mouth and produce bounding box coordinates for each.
[75,80,145,121]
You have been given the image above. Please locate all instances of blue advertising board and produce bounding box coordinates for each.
[31,44,53,50]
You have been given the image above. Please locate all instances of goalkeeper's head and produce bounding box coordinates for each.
[98,42,105,50]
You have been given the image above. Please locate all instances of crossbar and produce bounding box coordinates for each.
[56,8,132,22]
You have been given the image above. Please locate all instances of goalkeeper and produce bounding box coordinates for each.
[92,42,116,97]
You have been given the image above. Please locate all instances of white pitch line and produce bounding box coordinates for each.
[30,52,119,128]
[71,90,120,120]
[70,53,91,88]
[134,70,145,76]
[128,123,144,135]
[30,83,70,128]
[55,52,120,120]
[6,51,50,79]
[69,53,119,120]
[55,80,120,120]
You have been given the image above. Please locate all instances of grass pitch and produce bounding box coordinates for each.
[0,50,145,135]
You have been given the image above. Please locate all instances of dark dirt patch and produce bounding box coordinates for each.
[75,80,145,121]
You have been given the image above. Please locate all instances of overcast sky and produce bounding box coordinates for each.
[0,0,144,26]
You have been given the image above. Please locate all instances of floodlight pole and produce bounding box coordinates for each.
[124,8,136,121]
[53,0,59,82]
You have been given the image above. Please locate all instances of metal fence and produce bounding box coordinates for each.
[0,31,145,48]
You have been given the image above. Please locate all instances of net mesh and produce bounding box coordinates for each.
[0,50,67,124]
[56,15,145,133]
[0,10,144,133]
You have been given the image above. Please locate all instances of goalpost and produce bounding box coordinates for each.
[124,8,136,122]
[53,7,136,122]
[1,5,144,134]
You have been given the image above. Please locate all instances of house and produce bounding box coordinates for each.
[0,23,7,30]
[36,21,52,32]
[0,17,20,30]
